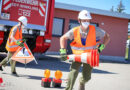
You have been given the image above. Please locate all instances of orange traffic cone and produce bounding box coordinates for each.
[67,49,99,67]
[52,70,62,87]
[41,69,51,87]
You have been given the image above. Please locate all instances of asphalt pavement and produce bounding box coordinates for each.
[0,54,130,90]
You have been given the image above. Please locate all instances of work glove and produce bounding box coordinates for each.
[98,44,105,53]
[59,48,67,61]
[22,38,26,43]
[22,37,27,43]
[16,41,24,47]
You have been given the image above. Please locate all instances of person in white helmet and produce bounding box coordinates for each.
[60,10,110,90]
[0,16,28,77]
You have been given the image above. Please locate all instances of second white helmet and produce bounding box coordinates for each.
[18,16,28,26]
[78,10,92,20]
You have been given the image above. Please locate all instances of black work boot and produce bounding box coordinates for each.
[0,66,3,71]
[11,72,19,77]
[78,83,85,90]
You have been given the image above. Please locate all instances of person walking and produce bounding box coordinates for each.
[0,16,28,77]
[60,10,110,90]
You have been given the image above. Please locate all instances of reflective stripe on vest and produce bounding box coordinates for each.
[6,39,22,48]
[6,44,19,48]
[71,43,100,50]
[10,39,22,44]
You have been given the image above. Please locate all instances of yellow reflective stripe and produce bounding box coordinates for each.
[71,43,100,50]
[6,43,19,48]
[8,39,22,44]
[71,46,96,50]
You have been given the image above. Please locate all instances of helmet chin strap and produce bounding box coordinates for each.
[18,22,25,29]
[21,24,25,28]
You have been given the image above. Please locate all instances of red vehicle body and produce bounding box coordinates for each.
[0,0,54,53]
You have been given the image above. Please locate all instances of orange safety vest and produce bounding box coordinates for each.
[70,25,99,54]
[6,26,22,52]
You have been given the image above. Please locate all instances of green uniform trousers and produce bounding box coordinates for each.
[65,62,93,90]
[0,52,16,73]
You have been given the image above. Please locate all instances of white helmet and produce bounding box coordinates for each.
[78,10,92,20]
[18,16,28,26]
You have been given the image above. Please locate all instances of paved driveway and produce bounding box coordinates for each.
[0,55,130,90]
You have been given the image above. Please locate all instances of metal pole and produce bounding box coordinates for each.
[128,40,130,60]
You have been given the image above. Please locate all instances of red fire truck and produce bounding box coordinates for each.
[0,0,54,53]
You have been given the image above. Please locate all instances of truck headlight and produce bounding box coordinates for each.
[40,31,45,36]
[45,39,51,43]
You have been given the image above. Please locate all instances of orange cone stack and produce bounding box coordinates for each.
[41,69,51,87]
[67,49,99,67]
[52,70,62,87]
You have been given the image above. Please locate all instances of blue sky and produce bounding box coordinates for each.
[55,0,130,14]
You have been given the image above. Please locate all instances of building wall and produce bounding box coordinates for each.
[48,8,129,57]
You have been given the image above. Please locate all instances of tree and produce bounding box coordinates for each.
[116,0,125,13]
[110,6,114,12]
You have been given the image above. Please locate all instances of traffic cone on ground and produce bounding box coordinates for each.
[0,77,3,87]
[52,70,62,87]
[0,77,3,84]
[67,49,99,67]
[41,69,51,87]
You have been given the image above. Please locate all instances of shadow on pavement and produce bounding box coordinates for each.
[92,68,116,74]
[0,53,7,61]
[27,75,43,80]
[16,56,71,72]
[1,55,117,74]
[100,59,130,64]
